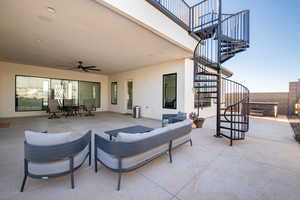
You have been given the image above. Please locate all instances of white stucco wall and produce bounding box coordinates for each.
[0,60,217,119]
[97,0,197,53]
[108,59,216,120]
[0,61,109,118]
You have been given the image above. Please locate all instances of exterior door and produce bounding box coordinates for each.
[127,80,133,113]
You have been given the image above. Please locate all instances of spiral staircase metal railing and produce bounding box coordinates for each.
[147,0,250,145]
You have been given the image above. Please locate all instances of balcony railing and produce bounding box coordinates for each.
[147,0,220,32]
[146,0,191,30]
[191,0,218,31]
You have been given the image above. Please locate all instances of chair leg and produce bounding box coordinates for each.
[48,113,53,119]
[70,173,74,189]
[117,173,122,191]
[88,154,91,166]
[168,141,173,163]
[94,160,98,173]
[20,175,27,192]
[70,157,75,189]
[21,159,28,192]
[168,150,173,163]
[88,142,91,167]
[94,146,98,173]
[54,113,60,119]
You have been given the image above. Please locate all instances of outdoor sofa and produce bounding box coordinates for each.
[20,130,92,192]
[94,119,193,190]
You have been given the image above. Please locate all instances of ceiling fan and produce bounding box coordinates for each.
[69,61,101,72]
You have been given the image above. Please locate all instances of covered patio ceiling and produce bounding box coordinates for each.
[0,0,192,74]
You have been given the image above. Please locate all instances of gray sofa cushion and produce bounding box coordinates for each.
[25,131,72,146]
[97,143,168,169]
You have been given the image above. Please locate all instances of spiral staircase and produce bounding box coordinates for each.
[147,0,250,145]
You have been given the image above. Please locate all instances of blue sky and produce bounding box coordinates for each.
[185,0,300,92]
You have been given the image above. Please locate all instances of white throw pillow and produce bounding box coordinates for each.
[115,132,145,142]
[115,126,171,142]
[25,130,72,146]
[167,119,193,130]
[147,126,170,136]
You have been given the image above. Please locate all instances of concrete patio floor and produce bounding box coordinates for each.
[0,112,300,200]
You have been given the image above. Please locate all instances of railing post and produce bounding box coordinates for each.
[191,6,194,31]
[189,7,192,32]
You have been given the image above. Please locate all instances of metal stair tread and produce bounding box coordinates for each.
[220,120,248,124]
[221,48,246,55]
[194,56,218,68]
[195,72,219,76]
[194,79,217,82]
[195,85,217,89]
[220,54,235,63]
[220,126,247,132]
[220,133,245,140]
[194,24,218,40]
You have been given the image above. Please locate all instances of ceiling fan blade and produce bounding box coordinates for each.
[87,68,101,71]
[84,66,97,69]
[67,66,80,70]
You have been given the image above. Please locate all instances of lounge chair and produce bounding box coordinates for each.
[83,99,95,116]
[20,130,92,192]
[48,99,60,119]
[63,99,74,117]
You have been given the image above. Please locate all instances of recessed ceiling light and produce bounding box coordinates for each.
[47,7,56,14]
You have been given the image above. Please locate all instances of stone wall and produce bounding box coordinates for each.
[249,92,289,115]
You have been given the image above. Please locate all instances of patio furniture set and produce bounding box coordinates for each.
[20,113,192,191]
[48,99,96,119]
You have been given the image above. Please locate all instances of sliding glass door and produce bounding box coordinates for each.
[16,76,49,111]
[79,81,100,108]
[15,75,101,111]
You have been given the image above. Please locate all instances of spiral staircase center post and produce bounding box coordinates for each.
[215,0,222,137]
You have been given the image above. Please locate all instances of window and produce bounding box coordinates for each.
[15,75,101,111]
[163,73,177,109]
[111,82,118,105]
[16,76,49,111]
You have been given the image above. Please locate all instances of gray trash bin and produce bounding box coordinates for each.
[133,106,141,118]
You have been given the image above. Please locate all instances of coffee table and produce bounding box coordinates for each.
[104,125,154,141]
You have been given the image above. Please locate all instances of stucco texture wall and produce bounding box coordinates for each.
[0,60,217,120]
[0,61,109,118]
[107,59,216,120]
